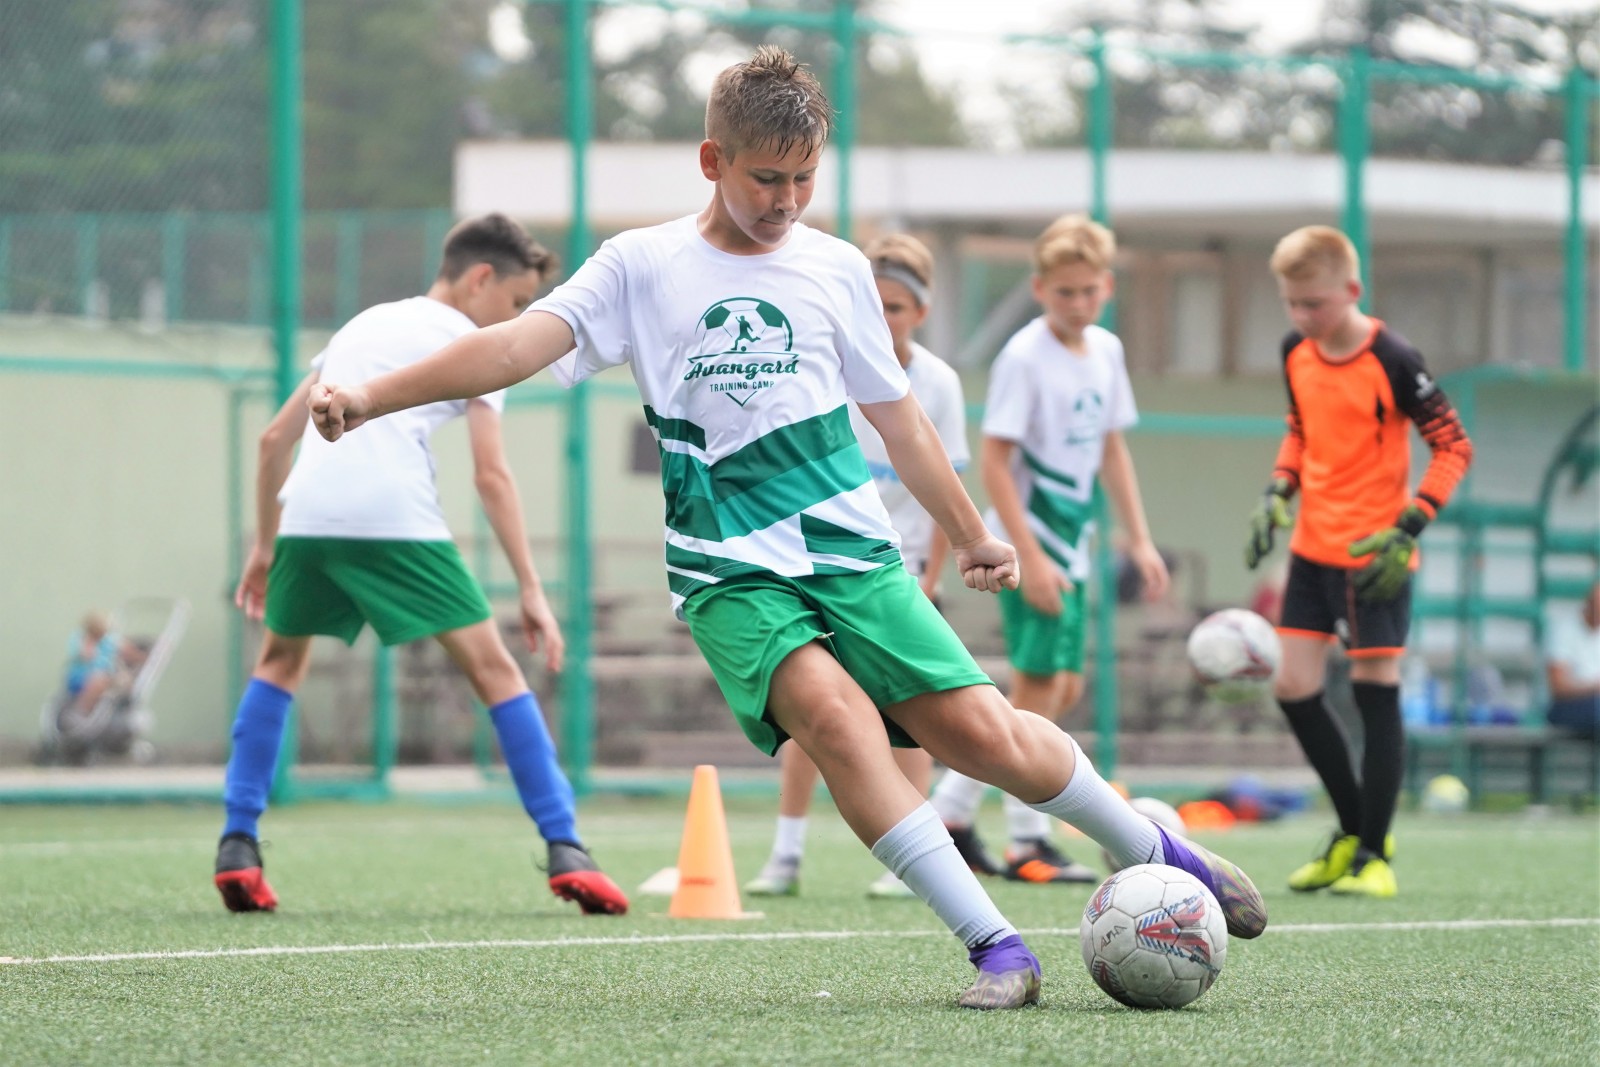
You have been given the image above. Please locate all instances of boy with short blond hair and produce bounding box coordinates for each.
[931,213,1169,885]
[310,47,1264,1010]
[1248,224,1473,898]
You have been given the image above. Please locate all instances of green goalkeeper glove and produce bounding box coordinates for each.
[1245,478,1294,570]
[1348,504,1431,603]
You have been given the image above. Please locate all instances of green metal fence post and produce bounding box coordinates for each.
[267,0,303,799]
[372,645,397,788]
[1564,67,1591,374]
[270,0,303,404]
[1339,45,1372,309]
[832,1,858,244]
[1088,27,1119,779]
[335,211,361,326]
[562,0,596,796]
[423,210,451,291]
[227,386,249,751]
[0,216,10,312]
[162,213,187,323]
[76,215,100,316]
[1088,28,1111,231]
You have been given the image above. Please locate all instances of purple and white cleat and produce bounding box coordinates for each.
[1154,824,1267,939]
[959,933,1042,1010]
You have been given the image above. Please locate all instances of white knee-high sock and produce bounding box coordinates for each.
[1028,736,1162,870]
[929,770,989,827]
[1003,792,1054,846]
[772,815,808,861]
[871,803,1014,949]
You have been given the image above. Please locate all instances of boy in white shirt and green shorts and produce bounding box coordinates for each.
[743,233,970,901]
[931,215,1170,887]
[309,48,1264,1010]
[215,214,627,918]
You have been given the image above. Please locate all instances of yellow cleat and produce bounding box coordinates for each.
[1329,856,1398,898]
[1288,833,1360,892]
[1288,832,1396,892]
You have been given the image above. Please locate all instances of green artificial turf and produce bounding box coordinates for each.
[2,796,1596,1066]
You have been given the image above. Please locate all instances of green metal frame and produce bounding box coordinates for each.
[1412,368,1600,735]
[2,2,1592,802]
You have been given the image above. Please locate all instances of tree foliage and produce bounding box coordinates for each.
[476,0,963,147]
[2,0,1590,216]
[1000,0,1594,165]
[1302,0,1597,165]
[0,0,268,213]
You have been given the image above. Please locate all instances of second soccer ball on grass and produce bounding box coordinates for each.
[1187,608,1282,704]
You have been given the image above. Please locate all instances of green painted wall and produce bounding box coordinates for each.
[3,319,1594,760]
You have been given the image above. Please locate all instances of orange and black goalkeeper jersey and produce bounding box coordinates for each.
[1272,322,1473,569]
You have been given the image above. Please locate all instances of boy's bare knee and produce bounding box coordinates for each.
[786,694,865,762]
[466,648,525,704]
[254,635,311,689]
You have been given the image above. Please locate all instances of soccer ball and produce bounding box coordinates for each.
[1187,608,1282,704]
[1080,864,1228,1009]
[1422,773,1470,814]
[1101,797,1188,874]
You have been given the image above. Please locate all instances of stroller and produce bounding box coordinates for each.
[36,597,190,766]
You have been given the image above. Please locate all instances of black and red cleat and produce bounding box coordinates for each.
[546,841,629,915]
[214,831,279,913]
[948,824,1005,877]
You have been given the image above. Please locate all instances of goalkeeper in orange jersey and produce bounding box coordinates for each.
[1246,225,1473,899]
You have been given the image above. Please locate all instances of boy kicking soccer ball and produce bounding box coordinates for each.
[216,214,627,917]
[309,47,1265,1009]
[1247,225,1472,899]
[745,232,968,902]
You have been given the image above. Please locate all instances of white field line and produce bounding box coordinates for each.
[3,917,1596,967]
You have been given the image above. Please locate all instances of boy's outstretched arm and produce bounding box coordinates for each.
[857,393,1018,593]
[310,311,576,440]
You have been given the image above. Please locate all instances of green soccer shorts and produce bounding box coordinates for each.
[997,579,1087,676]
[680,563,995,756]
[264,537,492,646]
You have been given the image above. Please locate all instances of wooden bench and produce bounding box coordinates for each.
[1405,724,1600,807]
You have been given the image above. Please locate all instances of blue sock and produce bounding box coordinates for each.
[221,679,293,839]
[490,692,578,846]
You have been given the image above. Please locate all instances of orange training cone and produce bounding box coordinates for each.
[669,765,758,920]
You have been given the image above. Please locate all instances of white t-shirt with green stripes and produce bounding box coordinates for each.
[533,216,912,616]
[981,319,1137,582]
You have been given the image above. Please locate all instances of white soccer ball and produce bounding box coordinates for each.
[1422,773,1470,814]
[1101,797,1188,874]
[1080,864,1228,1010]
[1187,608,1282,704]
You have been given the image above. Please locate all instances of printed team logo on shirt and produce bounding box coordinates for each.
[685,297,800,407]
[1065,388,1105,444]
